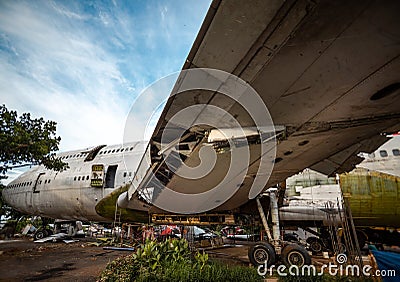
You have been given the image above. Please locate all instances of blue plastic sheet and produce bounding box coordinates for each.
[371,250,400,281]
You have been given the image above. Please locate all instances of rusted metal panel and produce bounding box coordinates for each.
[340,170,400,227]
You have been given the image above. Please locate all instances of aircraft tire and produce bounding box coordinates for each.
[248,241,276,267]
[282,244,311,267]
[306,237,324,254]
[34,229,48,240]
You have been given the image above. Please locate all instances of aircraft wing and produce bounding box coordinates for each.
[128,0,400,214]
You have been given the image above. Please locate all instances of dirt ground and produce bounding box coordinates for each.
[0,238,254,281]
[0,238,130,282]
[4,237,381,281]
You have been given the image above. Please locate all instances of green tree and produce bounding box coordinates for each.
[0,104,68,217]
[0,104,67,178]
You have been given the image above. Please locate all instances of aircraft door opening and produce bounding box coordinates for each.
[105,165,118,188]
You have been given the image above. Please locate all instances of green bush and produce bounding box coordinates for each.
[98,239,261,282]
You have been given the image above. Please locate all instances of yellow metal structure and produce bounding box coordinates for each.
[340,169,400,227]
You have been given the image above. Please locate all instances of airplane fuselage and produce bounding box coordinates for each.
[2,142,148,221]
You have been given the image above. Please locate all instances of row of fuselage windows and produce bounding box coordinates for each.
[370,149,400,158]
[58,146,136,160]
[8,171,133,189]
[74,175,90,181]
[9,176,89,188]
[8,179,52,189]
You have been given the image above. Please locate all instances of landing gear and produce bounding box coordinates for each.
[248,189,312,268]
[282,244,311,267]
[248,242,276,266]
[306,237,324,254]
[33,217,54,240]
[33,227,53,240]
[34,229,47,240]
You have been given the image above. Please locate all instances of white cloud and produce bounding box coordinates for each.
[0,0,211,182]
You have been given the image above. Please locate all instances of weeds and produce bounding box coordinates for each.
[98,238,261,282]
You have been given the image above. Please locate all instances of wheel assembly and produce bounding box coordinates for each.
[306,237,324,254]
[34,229,48,240]
[282,244,311,267]
[248,241,276,267]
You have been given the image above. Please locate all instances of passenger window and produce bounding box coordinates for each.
[86,175,89,180]
[74,177,77,181]
[48,179,51,184]
[78,176,81,181]
[393,149,400,156]
[123,172,127,177]
[379,150,388,157]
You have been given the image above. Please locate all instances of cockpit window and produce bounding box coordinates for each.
[379,150,388,157]
[393,149,400,156]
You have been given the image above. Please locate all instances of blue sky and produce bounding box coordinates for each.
[0,0,211,153]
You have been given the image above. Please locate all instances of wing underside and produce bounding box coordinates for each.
[128,0,400,213]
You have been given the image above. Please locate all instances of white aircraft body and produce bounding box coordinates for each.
[2,142,150,222]
[2,0,400,223]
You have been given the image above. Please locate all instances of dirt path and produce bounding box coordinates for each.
[0,239,130,282]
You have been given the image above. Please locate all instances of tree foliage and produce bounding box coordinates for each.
[0,104,68,179]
